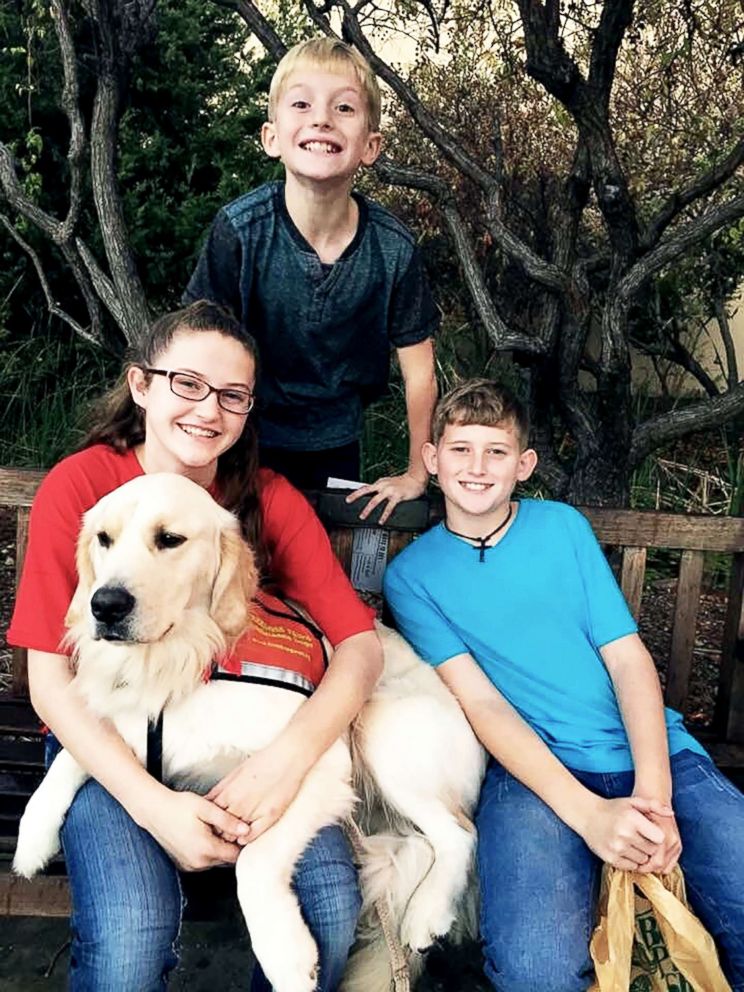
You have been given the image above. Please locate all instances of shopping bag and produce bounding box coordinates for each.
[589,865,731,991]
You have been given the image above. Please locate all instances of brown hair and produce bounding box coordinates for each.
[431,378,530,448]
[268,37,381,131]
[81,300,268,573]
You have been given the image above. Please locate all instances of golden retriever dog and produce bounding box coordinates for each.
[13,473,485,992]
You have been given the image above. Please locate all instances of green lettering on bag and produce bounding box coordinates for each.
[636,911,662,949]
[665,976,695,992]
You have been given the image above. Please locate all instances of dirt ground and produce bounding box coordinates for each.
[0,916,255,991]
[0,914,488,991]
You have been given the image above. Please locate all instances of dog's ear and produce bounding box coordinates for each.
[65,517,96,629]
[210,523,257,637]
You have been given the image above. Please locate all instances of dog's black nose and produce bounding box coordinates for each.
[90,586,136,624]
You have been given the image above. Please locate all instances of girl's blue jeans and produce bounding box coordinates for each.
[46,737,360,991]
[476,748,744,992]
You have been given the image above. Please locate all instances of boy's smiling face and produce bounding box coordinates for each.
[261,68,381,185]
[423,422,537,532]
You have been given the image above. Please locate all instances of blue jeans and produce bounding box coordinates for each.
[47,738,361,991]
[476,748,744,992]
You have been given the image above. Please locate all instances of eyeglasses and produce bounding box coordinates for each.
[145,369,255,415]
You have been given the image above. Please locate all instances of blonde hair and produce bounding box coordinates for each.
[268,38,381,131]
[432,378,531,448]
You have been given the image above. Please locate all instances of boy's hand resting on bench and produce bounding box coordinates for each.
[579,795,675,872]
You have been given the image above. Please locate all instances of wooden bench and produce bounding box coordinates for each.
[1,465,743,917]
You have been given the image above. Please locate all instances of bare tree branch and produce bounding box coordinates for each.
[87,0,151,343]
[76,237,127,331]
[0,213,98,345]
[440,200,545,354]
[533,437,570,495]
[484,192,567,292]
[526,363,571,496]
[588,0,635,109]
[373,156,449,198]
[619,191,744,300]
[376,152,545,353]
[630,381,744,466]
[50,0,86,241]
[0,128,107,346]
[629,311,722,397]
[58,240,109,345]
[667,337,721,397]
[714,296,740,390]
[0,0,148,347]
[642,136,744,250]
[516,0,640,261]
[377,159,568,293]
[0,145,63,240]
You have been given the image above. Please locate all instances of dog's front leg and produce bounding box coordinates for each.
[235,762,355,992]
[13,748,89,878]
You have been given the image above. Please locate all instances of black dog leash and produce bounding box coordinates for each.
[145,593,327,784]
[147,711,164,783]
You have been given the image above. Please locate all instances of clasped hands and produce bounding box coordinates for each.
[143,742,307,873]
[205,742,306,845]
[582,794,682,874]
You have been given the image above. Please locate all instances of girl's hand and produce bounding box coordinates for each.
[206,744,306,842]
[579,795,672,871]
[141,790,250,871]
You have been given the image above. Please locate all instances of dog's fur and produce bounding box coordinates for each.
[14,473,485,992]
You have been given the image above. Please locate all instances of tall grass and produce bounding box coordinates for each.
[0,330,117,469]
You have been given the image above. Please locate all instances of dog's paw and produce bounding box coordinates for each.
[401,889,456,952]
[256,922,319,992]
[13,816,61,879]
[242,887,319,992]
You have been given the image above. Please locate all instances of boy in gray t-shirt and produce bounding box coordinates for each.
[185,38,439,522]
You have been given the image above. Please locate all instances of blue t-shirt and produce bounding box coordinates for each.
[184,181,439,451]
[384,499,705,772]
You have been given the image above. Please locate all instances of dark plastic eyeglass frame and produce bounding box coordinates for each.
[145,368,254,415]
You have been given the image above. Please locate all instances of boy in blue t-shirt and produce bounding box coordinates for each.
[384,378,744,991]
[185,38,439,523]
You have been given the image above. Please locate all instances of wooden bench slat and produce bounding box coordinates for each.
[0,794,33,817]
[328,529,354,575]
[665,550,705,712]
[12,506,32,695]
[0,814,22,836]
[620,546,646,619]
[0,873,71,916]
[715,552,744,742]
[0,467,44,507]
[580,506,744,553]
[0,739,45,768]
[0,769,43,799]
[310,489,434,531]
[0,699,41,735]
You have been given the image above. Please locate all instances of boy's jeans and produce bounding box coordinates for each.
[46,736,361,991]
[476,748,744,992]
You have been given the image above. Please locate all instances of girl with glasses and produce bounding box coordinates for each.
[7,299,383,991]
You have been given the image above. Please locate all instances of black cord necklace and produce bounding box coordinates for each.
[444,503,513,562]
